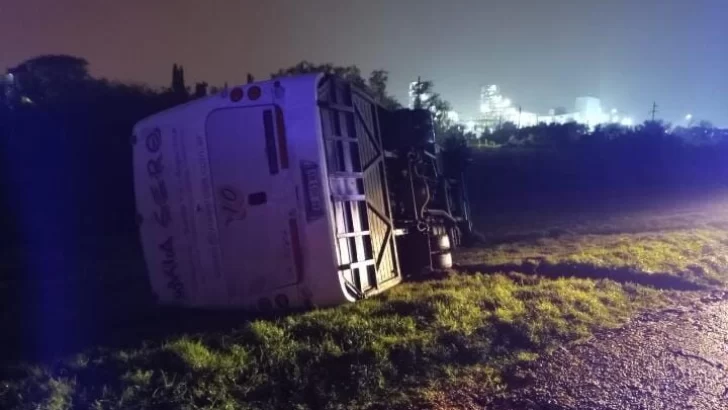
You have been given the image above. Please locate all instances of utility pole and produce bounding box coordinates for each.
[650,102,658,121]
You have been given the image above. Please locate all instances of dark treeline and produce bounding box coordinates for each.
[0,56,195,357]
[465,121,728,213]
[1,56,186,277]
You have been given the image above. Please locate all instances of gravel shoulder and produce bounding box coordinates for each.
[490,291,728,410]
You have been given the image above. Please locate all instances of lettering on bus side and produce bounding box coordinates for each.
[300,160,325,222]
[159,236,185,300]
[145,128,184,300]
[146,128,171,228]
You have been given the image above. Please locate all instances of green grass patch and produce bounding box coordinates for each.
[457,227,728,287]
[0,273,664,410]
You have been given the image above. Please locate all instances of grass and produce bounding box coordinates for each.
[0,273,664,410]
[459,202,728,289]
[4,192,728,409]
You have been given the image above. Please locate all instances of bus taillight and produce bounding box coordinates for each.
[248,86,262,101]
[230,87,244,102]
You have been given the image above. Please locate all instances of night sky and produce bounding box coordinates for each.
[1,0,726,125]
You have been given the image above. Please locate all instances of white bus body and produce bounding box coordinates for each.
[132,74,401,310]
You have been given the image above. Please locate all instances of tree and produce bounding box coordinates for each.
[7,55,91,105]
[272,61,401,110]
[409,77,454,137]
[193,82,208,98]
[559,121,589,144]
[440,125,473,179]
[441,124,477,145]
[271,61,367,89]
[171,64,186,96]
[698,120,714,129]
[490,121,518,144]
[638,120,670,139]
[674,120,720,145]
[591,123,629,143]
[367,69,401,110]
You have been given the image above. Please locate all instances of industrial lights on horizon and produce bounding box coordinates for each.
[447,110,460,122]
[474,83,638,130]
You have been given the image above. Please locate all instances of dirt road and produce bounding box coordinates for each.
[490,292,728,410]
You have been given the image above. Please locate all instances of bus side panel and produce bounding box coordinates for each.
[133,125,199,305]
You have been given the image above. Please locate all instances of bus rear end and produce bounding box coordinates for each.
[132,74,402,310]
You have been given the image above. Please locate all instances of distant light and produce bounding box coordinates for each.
[20,96,33,104]
[685,113,693,121]
[621,117,634,126]
[465,120,476,132]
[611,108,618,115]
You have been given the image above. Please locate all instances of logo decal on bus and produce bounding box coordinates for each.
[301,161,325,222]
[218,185,247,226]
